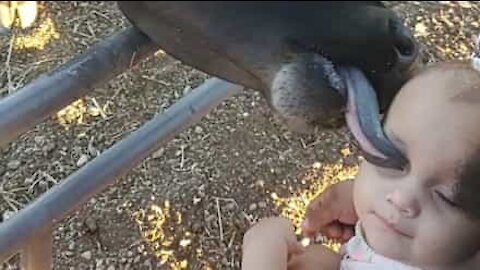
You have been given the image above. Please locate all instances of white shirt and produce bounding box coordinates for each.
[339,222,421,270]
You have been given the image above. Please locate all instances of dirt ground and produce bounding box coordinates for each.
[1,1,479,269]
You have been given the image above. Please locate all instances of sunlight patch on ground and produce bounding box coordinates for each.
[14,17,59,50]
[133,201,213,270]
[133,201,188,269]
[271,156,359,252]
[55,98,108,128]
[56,99,88,128]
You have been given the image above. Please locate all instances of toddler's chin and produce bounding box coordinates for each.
[361,219,411,263]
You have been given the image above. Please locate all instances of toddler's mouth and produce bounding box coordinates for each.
[373,212,413,239]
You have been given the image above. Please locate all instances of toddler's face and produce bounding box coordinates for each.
[354,63,480,268]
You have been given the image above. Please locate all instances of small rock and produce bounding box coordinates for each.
[143,259,152,268]
[133,255,141,264]
[77,154,89,167]
[249,203,257,211]
[81,250,92,260]
[225,203,236,211]
[83,216,98,234]
[42,143,56,153]
[24,175,34,185]
[120,257,127,264]
[255,180,265,188]
[88,142,99,157]
[183,84,192,95]
[0,166,5,176]
[198,185,206,197]
[7,160,20,170]
[2,210,16,221]
[259,201,267,209]
[205,214,216,224]
[192,222,202,233]
[193,197,201,205]
[96,259,104,268]
[63,251,74,257]
[107,265,115,270]
[34,136,45,145]
[127,251,134,258]
[39,180,49,189]
[194,126,204,134]
[68,241,75,251]
[152,148,164,159]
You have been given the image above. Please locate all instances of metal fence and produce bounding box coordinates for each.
[0,26,243,270]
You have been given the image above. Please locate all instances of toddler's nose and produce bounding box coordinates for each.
[386,188,420,218]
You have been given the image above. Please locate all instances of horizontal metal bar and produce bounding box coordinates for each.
[0,26,159,147]
[0,78,242,259]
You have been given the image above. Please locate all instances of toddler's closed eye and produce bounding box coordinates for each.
[434,190,459,208]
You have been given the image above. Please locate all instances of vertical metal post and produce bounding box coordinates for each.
[21,226,52,270]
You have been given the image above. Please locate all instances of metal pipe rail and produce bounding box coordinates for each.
[0,26,158,147]
[0,78,242,268]
[0,24,243,268]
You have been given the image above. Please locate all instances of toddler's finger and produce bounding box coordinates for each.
[325,224,343,239]
[341,226,355,243]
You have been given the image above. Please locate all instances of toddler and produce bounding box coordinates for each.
[242,57,480,270]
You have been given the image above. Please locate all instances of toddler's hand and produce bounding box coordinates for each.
[242,217,305,270]
[243,217,304,255]
[302,180,358,243]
